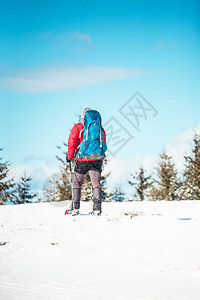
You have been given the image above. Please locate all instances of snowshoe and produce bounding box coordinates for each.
[89,211,101,216]
[72,209,80,216]
[64,203,74,215]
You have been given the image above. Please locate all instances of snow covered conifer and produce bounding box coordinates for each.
[148,151,179,200]
[55,144,72,201]
[55,164,72,201]
[111,184,126,202]
[128,166,152,201]
[13,171,37,204]
[180,133,200,200]
[0,148,15,204]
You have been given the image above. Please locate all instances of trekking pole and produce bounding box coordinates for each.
[65,161,74,215]
[69,161,74,209]
[69,160,72,183]
[90,185,93,214]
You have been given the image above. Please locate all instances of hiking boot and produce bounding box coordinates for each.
[72,209,79,216]
[90,210,101,216]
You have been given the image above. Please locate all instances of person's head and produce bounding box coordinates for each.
[82,107,92,121]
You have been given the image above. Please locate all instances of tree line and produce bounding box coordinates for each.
[1,132,199,204]
[0,148,37,204]
[128,133,200,201]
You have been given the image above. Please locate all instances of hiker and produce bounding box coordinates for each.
[66,108,107,216]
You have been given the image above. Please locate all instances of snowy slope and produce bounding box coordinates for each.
[1,200,200,300]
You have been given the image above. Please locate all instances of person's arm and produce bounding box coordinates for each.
[67,124,81,161]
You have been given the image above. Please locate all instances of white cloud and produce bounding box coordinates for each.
[166,125,200,171]
[0,65,139,93]
[173,127,200,143]
[104,154,155,188]
[9,164,59,191]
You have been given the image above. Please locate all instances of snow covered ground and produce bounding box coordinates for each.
[1,200,200,300]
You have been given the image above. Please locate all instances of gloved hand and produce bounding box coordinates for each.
[66,154,71,163]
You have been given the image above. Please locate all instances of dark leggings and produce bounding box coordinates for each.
[73,170,101,189]
[72,167,102,211]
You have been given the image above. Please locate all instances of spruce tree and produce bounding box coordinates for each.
[148,151,179,200]
[128,166,152,201]
[112,184,126,202]
[0,149,15,204]
[55,165,72,201]
[55,144,72,201]
[13,172,37,204]
[42,173,60,202]
[181,133,200,200]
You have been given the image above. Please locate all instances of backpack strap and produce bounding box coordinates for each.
[99,124,102,148]
[79,129,83,139]
[85,125,90,141]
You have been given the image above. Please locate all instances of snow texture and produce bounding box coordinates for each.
[1,200,200,300]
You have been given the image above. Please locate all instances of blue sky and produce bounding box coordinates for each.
[0,0,199,194]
